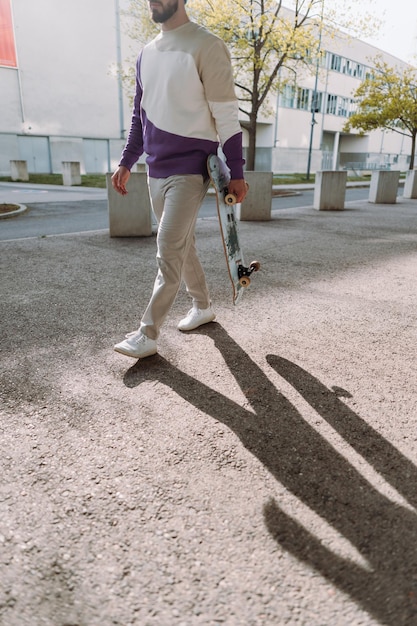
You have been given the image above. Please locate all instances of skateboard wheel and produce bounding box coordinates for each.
[239,276,251,287]
[250,261,261,272]
[225,193,237,205]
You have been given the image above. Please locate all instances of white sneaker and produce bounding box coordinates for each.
[114,331,157,358]
[177,305,216,331]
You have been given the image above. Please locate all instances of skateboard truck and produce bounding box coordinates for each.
[238,261,261,287]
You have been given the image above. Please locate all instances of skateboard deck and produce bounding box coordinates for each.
[207,154,260,304]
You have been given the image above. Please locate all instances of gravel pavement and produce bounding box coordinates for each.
[1,195,417,626]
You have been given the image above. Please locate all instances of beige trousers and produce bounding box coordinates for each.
[140,174,211,340]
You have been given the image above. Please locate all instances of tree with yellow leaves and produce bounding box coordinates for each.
[344,58,417,170]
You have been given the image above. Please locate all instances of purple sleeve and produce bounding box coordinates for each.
[222,132,245,179]
[119,55,144,170]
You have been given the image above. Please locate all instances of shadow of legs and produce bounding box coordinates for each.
[123,325,417,625]
[267,355,417,510]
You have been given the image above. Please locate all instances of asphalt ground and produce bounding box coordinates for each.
[1,190,417,625]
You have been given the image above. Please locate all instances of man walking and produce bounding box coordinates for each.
[112,0,247,358]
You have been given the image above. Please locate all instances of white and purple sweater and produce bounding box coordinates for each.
[119,21,244,180]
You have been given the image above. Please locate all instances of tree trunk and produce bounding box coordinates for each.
[244,113,257,172]
[409,131,416,170]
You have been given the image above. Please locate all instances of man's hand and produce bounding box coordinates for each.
[228,179,248,203]
[111,166,130,196]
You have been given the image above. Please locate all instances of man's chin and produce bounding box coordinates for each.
[149,0,178,23]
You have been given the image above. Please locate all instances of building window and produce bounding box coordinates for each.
[338,97,349,116]
[330,54,342,72]
[353,63,364,78]
[296,87,310,110]
[326,94,338,115]
[348,98,358,117]
[281,84,296,108]
[327,51,370,81]
[280,85,359,118]
[311,91,323,113]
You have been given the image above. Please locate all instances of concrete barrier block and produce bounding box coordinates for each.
[106,172,153,237]
[369,170,400,204]
[314,170,347,210]
[62,161,81,186]
[403,170,417,199]
[236,171,272,221]
[10,160,29,181]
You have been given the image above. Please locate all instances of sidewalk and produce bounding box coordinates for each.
[0,181,106,213]
[0,178,379,214]
[1,193,417,625]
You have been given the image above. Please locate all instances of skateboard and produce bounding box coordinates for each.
[207,154,260,304]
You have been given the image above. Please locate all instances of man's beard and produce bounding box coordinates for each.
[150,0,179,23]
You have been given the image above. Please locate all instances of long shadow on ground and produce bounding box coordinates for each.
[124,322,417,625]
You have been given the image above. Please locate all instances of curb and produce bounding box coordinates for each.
[0,203,28,219]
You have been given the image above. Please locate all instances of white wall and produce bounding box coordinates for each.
[0,69,23,128]
[275,109,313,149]
[0,0,135,173]
[5,0,132,138]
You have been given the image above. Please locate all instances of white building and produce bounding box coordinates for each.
[0,0,133,176]
[269,29,413,174]
[0,0,414,176]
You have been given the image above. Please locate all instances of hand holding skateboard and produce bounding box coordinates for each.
[227,179,249,204]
